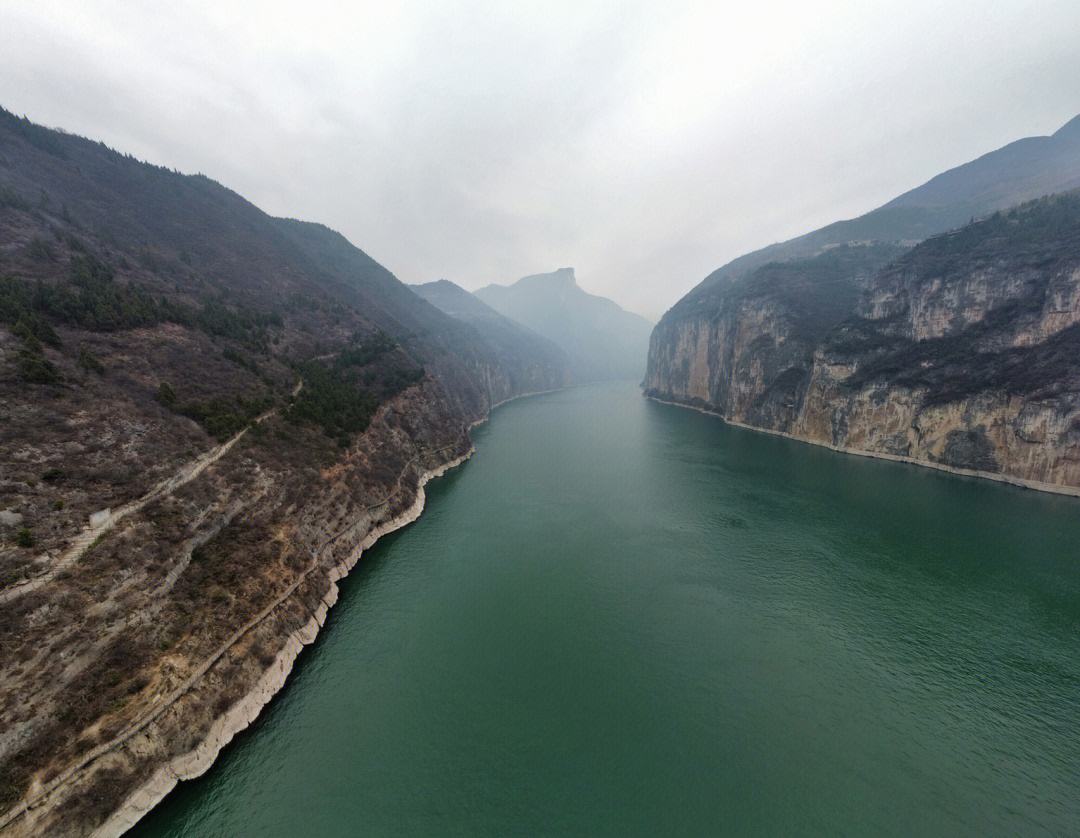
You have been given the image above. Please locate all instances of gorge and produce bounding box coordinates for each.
[4,99,1080,838]
[0,109,570,836]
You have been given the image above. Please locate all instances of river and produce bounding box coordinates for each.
[133,381,1080,837]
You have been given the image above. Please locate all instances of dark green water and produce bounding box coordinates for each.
[134,381,1080,837]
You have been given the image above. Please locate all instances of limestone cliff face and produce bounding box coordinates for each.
[790,370,1080,489]
[646,193,1080,492]
[645,244,902,429]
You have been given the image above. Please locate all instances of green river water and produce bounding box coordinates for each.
[133,381,1080,837]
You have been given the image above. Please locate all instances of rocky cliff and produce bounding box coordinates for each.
[646,192,1080,492]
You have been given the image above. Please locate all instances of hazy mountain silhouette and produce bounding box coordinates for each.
[475,268,653,382]
[413,279,571,395]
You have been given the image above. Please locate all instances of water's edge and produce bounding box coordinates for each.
[645,393,1080,498]
[117,380,1080,838]
[92,388,557,838]
[96,383,1075,836]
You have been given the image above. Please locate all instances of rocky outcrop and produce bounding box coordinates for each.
[645,243,903,429]
[646,193,1080,493]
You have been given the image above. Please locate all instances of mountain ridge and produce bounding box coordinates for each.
[411,278,571,400]
[670,113,1080,313]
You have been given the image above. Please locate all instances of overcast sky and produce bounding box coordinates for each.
[2,1,1079,319]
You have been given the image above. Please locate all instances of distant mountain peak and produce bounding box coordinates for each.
[514,267,578,290]
[1054,114,1080,141]
[474,269,652,383]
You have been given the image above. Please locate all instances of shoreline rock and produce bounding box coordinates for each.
[90,447,475,838]
[646,393,1080,499]
[83,384,562,837]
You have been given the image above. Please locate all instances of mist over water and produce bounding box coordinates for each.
[133,382,1080,837]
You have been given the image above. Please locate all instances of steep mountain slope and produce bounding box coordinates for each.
[647,192,1080,491]
[412,279,570,399]
[646,115,1080,492]
[0,108,543,837]
[684,114,1080,295]
[271,219,566,411]
[475,268,653,382]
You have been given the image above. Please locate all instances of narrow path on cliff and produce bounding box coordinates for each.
[127,381,1080,838]
[0,403,469,836]
[0,381,304,607]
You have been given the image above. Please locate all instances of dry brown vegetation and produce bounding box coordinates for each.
[0,109,509,837]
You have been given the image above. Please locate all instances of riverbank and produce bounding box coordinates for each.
[91,448,474,838]
[90,383,566,837]
[127,379,1080,838]
[645,393,1080,499]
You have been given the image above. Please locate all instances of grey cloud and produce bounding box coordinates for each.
[2,0,1079,320]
